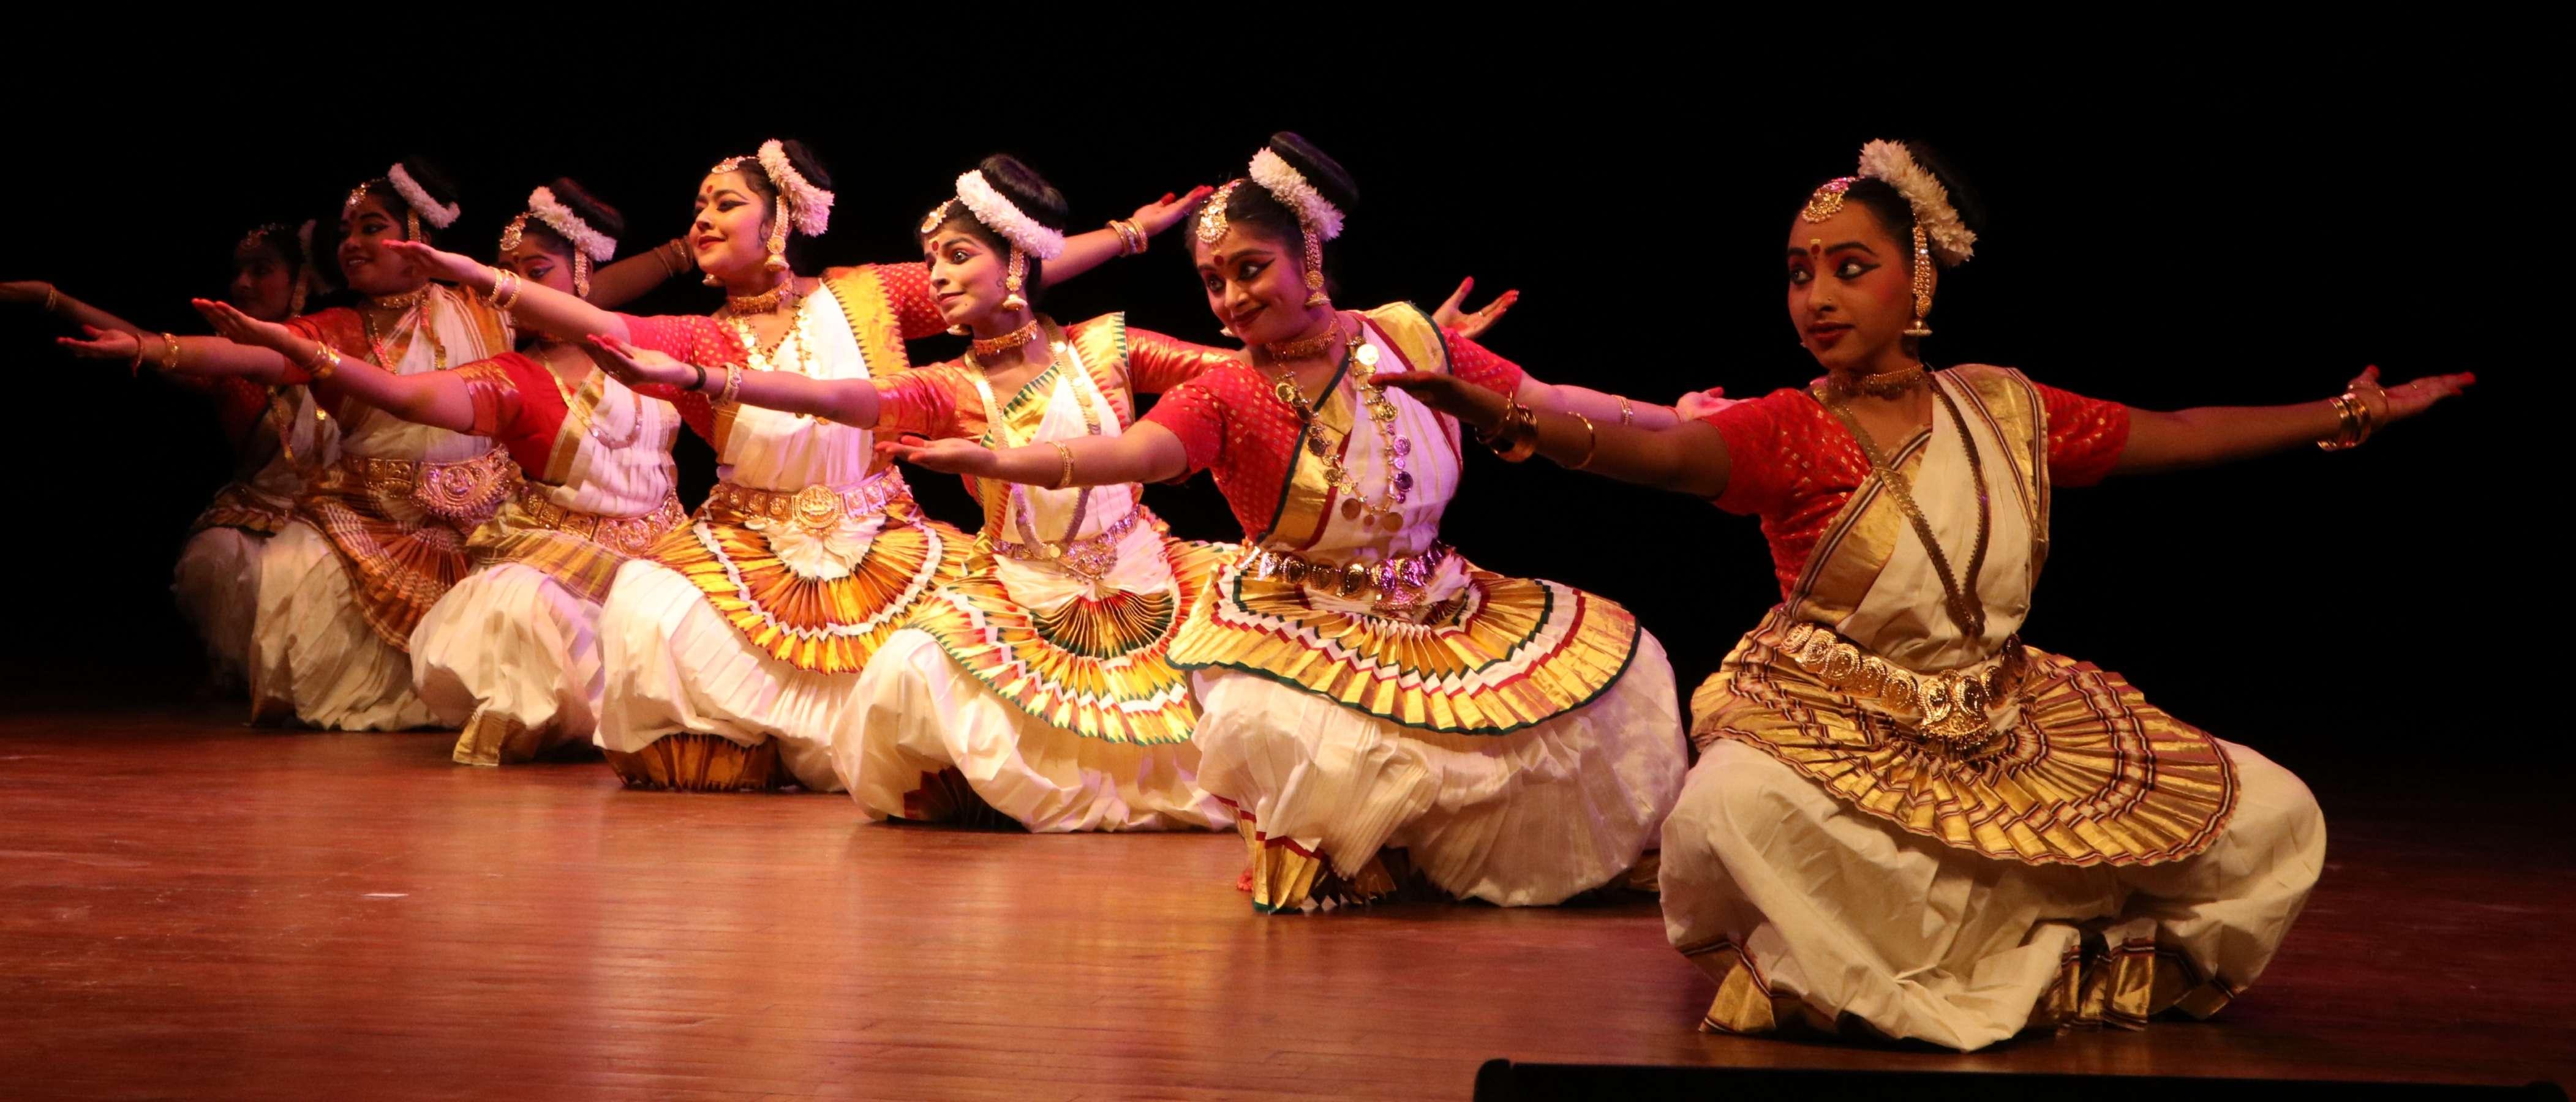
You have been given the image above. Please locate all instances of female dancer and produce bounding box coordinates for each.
[591,155,1238,830]
[1381,140,2472,1048]
[61,158,519,731]
[887,133,1692,910]
[379,139,1208,790]
[7,222,339,691]
[189,179,700,765]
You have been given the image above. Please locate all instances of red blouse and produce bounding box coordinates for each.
[451,353,577,475]
[1703,375,2131,599]
[1141,327,1524,538]
[619,262,947,441]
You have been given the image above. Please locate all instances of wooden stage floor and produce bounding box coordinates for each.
[4,707,2570,1100]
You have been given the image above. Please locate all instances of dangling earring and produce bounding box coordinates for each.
[763,195,791,274]
[1000,249,1030,313]
[573,252,593,301]
[1901,224,1935,338]
[1300,227,1329,309]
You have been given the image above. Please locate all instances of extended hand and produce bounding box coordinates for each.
[2351,364,2474,427]
[380,239,488,285]
[584,334,695,391]
[192,298,295,353]
[1132,186,1218,238]
[1674,385,1735,421]
[1431,277,1518,342]
[56,324,141,364]
[1376,370,1510,432]
[878,433,999,477]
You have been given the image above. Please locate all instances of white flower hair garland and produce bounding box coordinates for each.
[1248,147,1344,242]
[756,139,834,236]
[386,163,461,229]
[524,186,619,261]
[1856,140,1975,265]
[954,170,1066,260]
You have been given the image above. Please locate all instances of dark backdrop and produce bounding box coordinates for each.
[0,40,2525,793]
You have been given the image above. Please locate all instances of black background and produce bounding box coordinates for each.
[0,37,2528,797]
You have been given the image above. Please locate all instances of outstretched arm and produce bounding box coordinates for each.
[4,281,146,336]
[583,239,696,310]
[585,334,879,427]
[883,422,1189,488]
[1380,370,1734,498]
[1037,187,1215,288]
[383,239,631,342]
[2112,366,2474,476]
[194,299,473,430]
[57,324,293,378]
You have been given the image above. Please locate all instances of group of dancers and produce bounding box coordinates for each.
[7,132,2472,1051]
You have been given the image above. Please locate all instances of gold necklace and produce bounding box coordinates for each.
[723,297,819,420]
[1264,320,1341,361]
[1828,362,1927,400]
[969,318,1042,359]
[1275,327,1410,533]
[723,280,797,317]
[1819,373,1991,640]
[368,286,431,311]
[362,286,448,373]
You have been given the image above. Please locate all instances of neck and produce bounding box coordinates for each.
[721,266,794,298]
[968,307,1036,341]
[1259,307,1341,362]
[364,279,432,307]
[1825,348,1929,404]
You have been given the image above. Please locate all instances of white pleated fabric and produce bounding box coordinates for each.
[171,527,265,688]
[1193,631,1689,907]
[1659,738,2325,1051]
[840,626,1230,833]
[409,563,600,759]
[248,522,440,730]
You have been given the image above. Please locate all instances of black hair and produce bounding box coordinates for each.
[1821,141,1984,275]
[348,154,461,244]
[723,138,833,271]
[520,176,628,258]
[1208,132,1360,296]
[921,154,1071,307]
[236,222,304,269]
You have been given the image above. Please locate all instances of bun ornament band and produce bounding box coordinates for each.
[1805,140,1977,338]
[349,163,462,245]
[1202,146,1349,309]
[711,138,836,276]
[925,169,1066,315]
[500,186,620,299]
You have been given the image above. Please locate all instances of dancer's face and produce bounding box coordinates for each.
[501,231,580,298]
[691,171,776,283]
[229,240,297,323]
[1193,226,1317,345]
[1785,204,1927,373]
[338,194,426,296]
[922,222,1010,329]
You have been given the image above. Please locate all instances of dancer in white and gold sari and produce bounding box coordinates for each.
[1387,140,2474,1049]
[891,134,1691,909]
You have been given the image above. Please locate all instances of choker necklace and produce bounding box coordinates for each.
[1264,319,1341,361]
[1828,363,1928,400]
[723,280,797,316]
[970,318,1042,359]
[368,286,431,311]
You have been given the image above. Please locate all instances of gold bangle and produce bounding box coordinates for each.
[158,332,181,372]
[717,362,744,406]
[1052,441,1076,489]
[2318,393,2360,452]
[1618,395,1635,426]
[40,285,58,315]
[488,269,523,311]
[308,343,341,381]
[126,332,148,377]
[1565,411,1599,470]
[1481,400,1538,463]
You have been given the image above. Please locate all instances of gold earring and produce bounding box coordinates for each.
[763,196,790,274]
[1902,224,1935,338]
[1300,230,1329,309]
[1000,249,1030,313]
[573,252,593,300]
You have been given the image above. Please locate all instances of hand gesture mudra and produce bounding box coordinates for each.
[56,324,142,364]
[879,433,1000,477]
[1674,386,1736,421]
[582,334,694,391]
[1431,277,1519,343]
[2349,364,2474,427]
[192,298,296,353]
[1131,185,1219,238]
[379,239,487,285]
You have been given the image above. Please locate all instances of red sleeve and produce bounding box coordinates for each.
[618,312,735,442]
[868,262,949,342]
[1141,372,1235,479]
[1126,328,1238,394]
[873,364,964,438]
[1445,331,1527,397]
[1704,388,1826,517]
[2032,380,2131,487]
[454,354,563,473]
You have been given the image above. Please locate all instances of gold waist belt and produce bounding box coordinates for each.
[1776,621,2028,743]
[990,506,1143,580]
[1242,542,1453,605]
[705,470,914,534]
[513,485,687,556]
[326,448,517,521]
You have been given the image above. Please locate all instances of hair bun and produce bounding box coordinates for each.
[1264,132,1358,214]
[976,154,1071,231]
[394,155,461,208]
[774,138,834,193]
[545,176,628,242]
